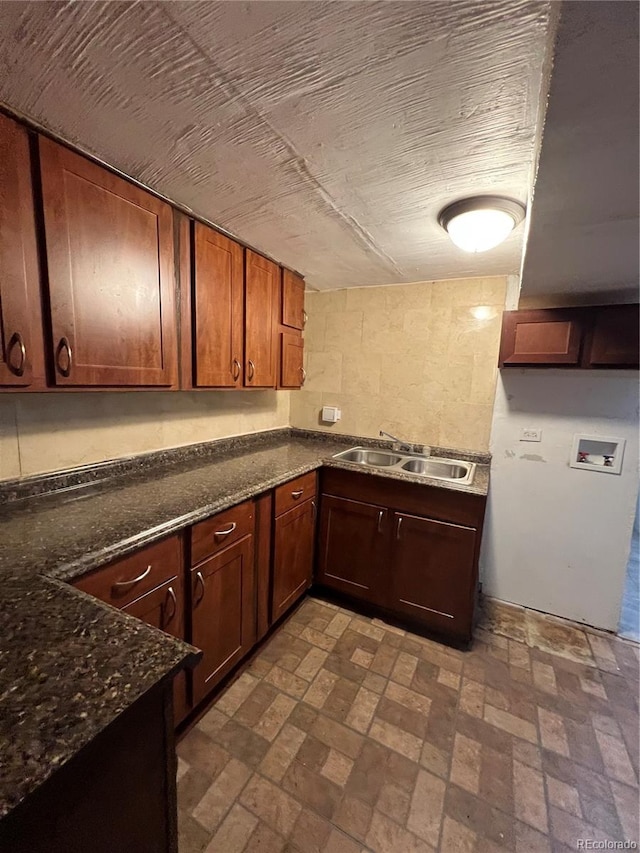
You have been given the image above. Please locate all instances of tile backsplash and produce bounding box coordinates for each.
[0,391,290,481]
[290,277,507,452]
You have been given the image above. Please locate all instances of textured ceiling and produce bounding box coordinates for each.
[0,1,554,290]
[521,1,639,300]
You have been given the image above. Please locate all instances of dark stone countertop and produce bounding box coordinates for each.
[0,428,489,820]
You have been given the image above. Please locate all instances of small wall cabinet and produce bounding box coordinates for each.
[277,269,306,389]
[499,304,639,369]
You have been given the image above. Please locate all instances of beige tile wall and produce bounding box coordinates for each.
[290,277,507,452]
[0,391,290,481]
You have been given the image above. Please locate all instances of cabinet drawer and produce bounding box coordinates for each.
[73,534,183,609]
[191,500,254,566]
[275,471,317,517]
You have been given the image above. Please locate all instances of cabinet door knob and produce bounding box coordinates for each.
[247,359,255,380]
[311,500,316,522]
[165,586,177,624]
[55,336,73,377]
[7,332,26,377]
[194,570,205,605]
[232,358,241,381]
[396,517,403,540]
[214,522,237,538]
[377,510,384,534]
[291,489,304,499]
[113,564,152,589]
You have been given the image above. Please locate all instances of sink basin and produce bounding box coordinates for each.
[331,446,476,485]
[401,458,469,479]
[333,448,403,467]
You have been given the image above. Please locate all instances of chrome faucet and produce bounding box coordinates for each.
[379,430,430,456]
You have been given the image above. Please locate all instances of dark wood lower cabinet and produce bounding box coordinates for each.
[317,468,486,645]
[316,495,389,606]
[0,684,177,853]
[191,535,256,706]
[390,512,477,640]
[272,499,315,622]
[123,576,189,726]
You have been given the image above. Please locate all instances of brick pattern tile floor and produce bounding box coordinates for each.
[177,597,640,852]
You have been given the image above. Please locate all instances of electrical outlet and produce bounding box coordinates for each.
[520,428,542,442]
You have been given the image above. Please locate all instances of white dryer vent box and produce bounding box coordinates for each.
[321,406,341,424]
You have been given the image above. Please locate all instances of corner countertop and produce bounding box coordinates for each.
[0,428,489,820]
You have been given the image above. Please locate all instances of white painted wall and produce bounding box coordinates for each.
[480,370,640,631]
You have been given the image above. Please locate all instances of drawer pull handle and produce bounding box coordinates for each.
[300,367,306,386]
[247,359,255,380]
[113,564,152,589]
[377,510,384,533]
[214,522,237,537]
[7,331,26,377]
[303,309,308,327]
[195,571,205,605]
[291,489,304,499]
[311,499,316,523]
[55,336,73,377]
[232,358,241,381]
[165,586,177,623]
[396,517,403,540]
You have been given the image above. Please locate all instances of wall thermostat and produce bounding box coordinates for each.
[321,406,341,424]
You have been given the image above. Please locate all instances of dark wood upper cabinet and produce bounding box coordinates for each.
[584,304,639,368]
[190,534,256,706]
[193,223,244,387]
[499,309,584,367]
[39,137,178,387]
[280,332,305,389]
[500,304,639,370]
[245,249,278,387]
[0,114,45,388]
[282,269,305,330]
[390,513,476,641]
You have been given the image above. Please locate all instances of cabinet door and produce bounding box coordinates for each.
[282,269,305,330]
[317,495,389,605]
[39,137,177,387]
[191,536,256,705]
[280,332,304,389]
[391,512,476,640]
[272,499,315,622]
[0,115,45,387]
[585,305,639,368]
[245,249,278,387]
[123,575,189,725]
[499,309,584,366]
[193,223,244,387]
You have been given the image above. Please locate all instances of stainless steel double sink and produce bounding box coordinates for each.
[332,446,476,485]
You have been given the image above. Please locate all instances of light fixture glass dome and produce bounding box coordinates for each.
[439,196,526,253]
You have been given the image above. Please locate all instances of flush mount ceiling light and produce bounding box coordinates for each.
[438,196,526,253]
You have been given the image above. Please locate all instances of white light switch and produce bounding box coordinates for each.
[520,428,542,442]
